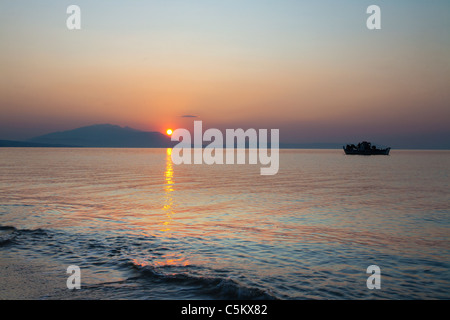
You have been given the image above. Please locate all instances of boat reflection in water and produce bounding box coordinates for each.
[344,141,391,155]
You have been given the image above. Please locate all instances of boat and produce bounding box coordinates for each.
[343,141,390,155]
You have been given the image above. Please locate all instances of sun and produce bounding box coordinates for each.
[166,129,173,136]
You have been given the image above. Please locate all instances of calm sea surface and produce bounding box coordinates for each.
[0,148,449,299]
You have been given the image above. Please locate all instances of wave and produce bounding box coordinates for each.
[0,224,279,299]
[125,260,278,300]
[0,226,18,246]
[0,225,52,246]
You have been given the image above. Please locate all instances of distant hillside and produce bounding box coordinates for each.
[27,124,175,148]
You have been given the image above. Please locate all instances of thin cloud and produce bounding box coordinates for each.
[181,115,198,118]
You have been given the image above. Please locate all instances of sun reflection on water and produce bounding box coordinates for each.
[161,148,174,232]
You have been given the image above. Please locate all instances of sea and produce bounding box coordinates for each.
[0,148,449,299]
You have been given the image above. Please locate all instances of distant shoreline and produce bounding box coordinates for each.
[1,141,449,151]
[0,140,79,148]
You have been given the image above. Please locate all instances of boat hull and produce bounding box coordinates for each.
[343,147,390,155]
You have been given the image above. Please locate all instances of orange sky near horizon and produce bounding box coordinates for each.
[1,1,449,147]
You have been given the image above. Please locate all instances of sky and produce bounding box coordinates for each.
[1,0,449,148]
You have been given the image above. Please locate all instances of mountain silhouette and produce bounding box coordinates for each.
[28,124,175,148]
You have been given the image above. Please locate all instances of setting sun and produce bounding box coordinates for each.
[166,129,173,136]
